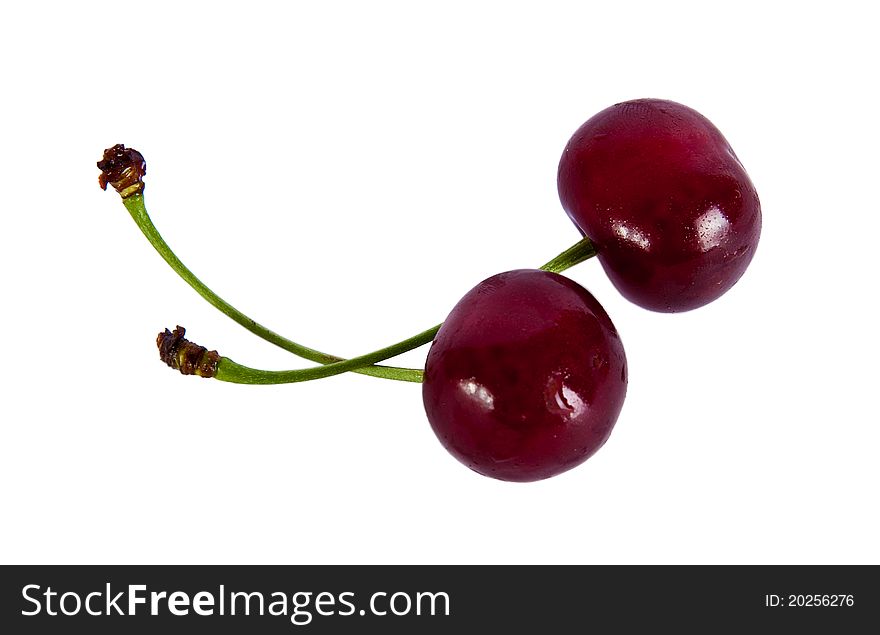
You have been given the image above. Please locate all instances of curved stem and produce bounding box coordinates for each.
[123,194,424,382]
[214,325,441,384]
[204,235,599,385]
[122,193,597,384]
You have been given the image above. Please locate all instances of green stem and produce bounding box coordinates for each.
[123,194,424,382]
[210,235,599,385]
[122,193,597,385]
[540,235,598,273]
[214,325,441,384]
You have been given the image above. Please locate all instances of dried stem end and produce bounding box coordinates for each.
[157,326,220,378]
[98,144,146,198]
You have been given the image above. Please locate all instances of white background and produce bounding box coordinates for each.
[1,1,878,564]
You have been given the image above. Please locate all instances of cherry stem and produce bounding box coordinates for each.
[539,236,598,273]
[214,332,439,384]
[207,236,598,386]
[123,194,424,382]
[121,193,596,384]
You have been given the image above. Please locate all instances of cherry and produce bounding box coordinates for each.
[422,269,627,482]
[558,98,762,312]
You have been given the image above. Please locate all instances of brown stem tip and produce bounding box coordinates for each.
[157,326,220,378]
[98,144,146,198]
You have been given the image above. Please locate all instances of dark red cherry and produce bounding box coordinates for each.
[422,269,627,482]
[558,98,761,312]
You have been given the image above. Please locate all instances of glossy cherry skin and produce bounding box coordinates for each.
[558,98,761,312]
[422,270,627,482]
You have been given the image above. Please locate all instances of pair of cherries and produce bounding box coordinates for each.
[424,98,761,481]
[100,98,761,483]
